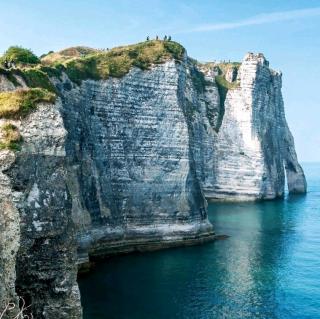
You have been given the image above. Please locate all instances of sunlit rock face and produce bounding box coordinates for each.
[202,53,307,201]
[57,58,214,263]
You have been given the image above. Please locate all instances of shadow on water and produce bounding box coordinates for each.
[78,163,320,319]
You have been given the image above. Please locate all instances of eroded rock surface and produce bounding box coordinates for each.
[0,101,81,318]
[0,46,306,318]
[56,58,214,263]
[200,53,307,201]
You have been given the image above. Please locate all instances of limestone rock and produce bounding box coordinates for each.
[202,53,307,200]
[57,58,214,262]
[0,102,82,318]
[225,66,238,83]
[0,45,306,318]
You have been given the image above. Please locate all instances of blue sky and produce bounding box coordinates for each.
[0,0,319,161]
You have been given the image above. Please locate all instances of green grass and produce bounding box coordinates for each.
[0,88,56,119]
[0,46,40,66]
[1,41,185,86]
[215,70,240,105]
[214,64,240,108]
[1,66,58,92]
[213,63,240,132]
[0,122,22,150]
[14,68,57,92]
[39,65,63,78]
[215,74,239,90]
[42,40,185,84]
[215,62,241,75]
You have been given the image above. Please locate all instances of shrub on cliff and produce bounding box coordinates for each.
[0,122,22,150]
[0,46,40,65]
[15,68,57,92]
[0,88,56,119]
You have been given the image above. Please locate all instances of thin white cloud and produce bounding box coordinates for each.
[178,7,320,33]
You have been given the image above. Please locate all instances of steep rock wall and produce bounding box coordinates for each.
[0,151,20,318]
[0,76,20,317]
[200,53,307,201]
[0,97,81,317]
[54,59,214,263]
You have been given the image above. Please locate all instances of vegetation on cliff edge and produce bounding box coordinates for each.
[0,122,22,150]
[40,40,185,84]
[0,41,185,150]
[1,41,185,85]
[14,68,57,92]
[0,88,56,119]
[0,46,40,65]
[214,62,240,101]
[215,63,241,131]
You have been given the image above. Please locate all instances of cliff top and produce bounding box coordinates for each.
[42,41,185,65]
[0,42,273,92]
[0,40,185,86]
[0,42,273,133]
[0,41,185,133]
[42,40,185,84]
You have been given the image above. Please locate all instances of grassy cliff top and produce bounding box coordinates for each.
[0,41,185,123]
[40,40,185,84]
[41,46,99,64]
[1,40,185,85]
[42,41,185,65]
[0,88,56,119]
[0,122,22,151]
[41,40,185,84]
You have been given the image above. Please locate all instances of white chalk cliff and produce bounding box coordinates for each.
[199,53,306,200]
[0,42,306,318]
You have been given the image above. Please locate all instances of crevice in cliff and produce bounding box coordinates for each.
[178,63,212,225]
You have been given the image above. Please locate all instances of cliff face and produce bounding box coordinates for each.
[0,76,81,317]
[0,42,306,318]
[197,53,307,200]
[56,58,213,264]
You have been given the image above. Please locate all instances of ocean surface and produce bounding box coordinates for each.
[78,163,320,319]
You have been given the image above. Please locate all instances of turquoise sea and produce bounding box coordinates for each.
[79,163,320,319]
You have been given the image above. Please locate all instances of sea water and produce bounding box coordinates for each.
[79,163,320,319]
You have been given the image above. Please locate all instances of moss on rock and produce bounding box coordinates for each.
[0,122,22,150]
[0,88,56,119]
